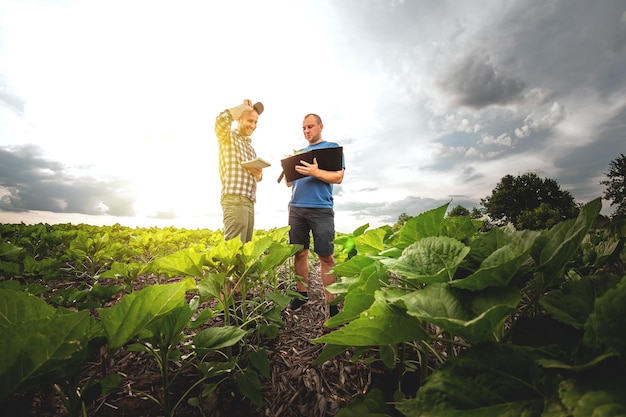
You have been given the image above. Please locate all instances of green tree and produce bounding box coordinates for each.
[470,207,485,219]
[393,212,413,231]
[516,202,564,230]
[447,205,470,217]
[480,172,578,230]
[600,153,626,220]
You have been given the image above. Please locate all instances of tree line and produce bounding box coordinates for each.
[395,153,626,231]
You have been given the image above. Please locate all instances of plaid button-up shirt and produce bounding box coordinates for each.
[215,109,258,202]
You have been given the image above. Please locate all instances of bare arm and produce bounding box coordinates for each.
[228,99,253,120]
[216,99,253,143]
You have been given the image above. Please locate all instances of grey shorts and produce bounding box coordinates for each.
[288,206,335,256]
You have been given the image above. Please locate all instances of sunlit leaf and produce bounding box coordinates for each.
[394,203,449,249]
[382,236,470,284]
[355,228,387,256]
[154,248,205,278]
[98,278,196,349]
[532,198,601,279]
[0,310,99,403]
[314,292,428,346]
[0,288,55,326]
[451,229,539,290]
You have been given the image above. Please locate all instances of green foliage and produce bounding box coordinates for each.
[516,202,567,230]
[601,153,626,220]
[584,275,626,356]
[384,236,471,284]
[396,344,547,417]
[98,278,196,350]
[335,388,394,416]
[1,198,624,416]
[481,172,579,229]
[0,288,103,413]
[65,231,124,278]
[447,204,470,217]
[0,223,301,414]
[393,212,413,232]
[318,197,626,416]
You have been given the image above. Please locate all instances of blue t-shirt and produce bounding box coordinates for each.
[289,141,344,209]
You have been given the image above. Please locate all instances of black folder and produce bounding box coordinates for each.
[280,146,343,182]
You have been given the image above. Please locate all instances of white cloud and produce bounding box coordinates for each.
[481,133,513,147]
[515,102,567,139]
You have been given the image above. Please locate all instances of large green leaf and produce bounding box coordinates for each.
[0,241,24,259]
[144,304,193,348]
[99,260,150,280]
[154,248,205,278]
[466,224,516,265]
[558,377,626,417]
[532,198,601,279]
[198,272,227,301]
[396,285,518,343]
[451,229,539,290]
[393,284,471,320]
[314,291,428,346]
[331,255,378,279]
[98,278,196,349]
[584,274,626,356]
[394,203,449,249]
[382,236,470,284]
[0,310,98,403]
[540,274,621,329]
[257,244,299,272]
[335,388,394,417]
[249,349,270,378]
[193,326,247,353]
[428,305,516,344]
[440,215,482,242]
[355,228,388,256]
[206,238,243,272]
[325,263,383,327]
[467,285,521,317]
[396,343,545,417]
[0,288,55,326]
[237,367,262,406]
[0,260,21,276]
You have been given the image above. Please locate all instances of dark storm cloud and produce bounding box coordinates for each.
[610,11,626,53]
[439,53,526,109]
[485,0,626,95]
[0,145,135,216]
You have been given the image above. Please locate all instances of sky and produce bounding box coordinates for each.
[1,0,625,234]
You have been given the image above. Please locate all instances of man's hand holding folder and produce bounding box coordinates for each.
[277,146,343,183]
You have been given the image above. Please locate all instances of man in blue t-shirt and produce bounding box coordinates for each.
[285,113,345,318]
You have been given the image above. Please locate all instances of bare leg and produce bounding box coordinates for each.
[294,249,309,293]
[318,254,337,302]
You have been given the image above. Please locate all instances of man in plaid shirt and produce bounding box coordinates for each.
[215,99,264,243]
